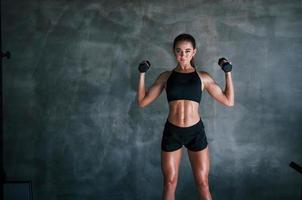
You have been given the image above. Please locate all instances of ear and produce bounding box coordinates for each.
[172,48,176,56]
[192,48,197,57]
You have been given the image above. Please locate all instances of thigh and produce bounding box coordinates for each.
[161,148,183,178]
[187,146,210,176]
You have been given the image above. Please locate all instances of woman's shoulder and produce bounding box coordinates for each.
[196,70,215,84]
[157,70,173,81]
[197,70,210,78]
[162,70,174,75]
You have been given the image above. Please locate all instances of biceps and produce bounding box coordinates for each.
[207,83,227,104]
[143,84,164,105]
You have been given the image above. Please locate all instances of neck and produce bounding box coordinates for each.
[177,63,194,71]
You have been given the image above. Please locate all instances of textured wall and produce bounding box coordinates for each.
[3,0,302,199]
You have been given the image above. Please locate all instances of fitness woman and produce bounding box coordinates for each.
[137,33,234,200]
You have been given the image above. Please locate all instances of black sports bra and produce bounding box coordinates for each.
[166,69,202,103]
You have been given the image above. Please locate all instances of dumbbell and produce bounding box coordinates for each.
[218,57,232,73]
[138,60,151,73]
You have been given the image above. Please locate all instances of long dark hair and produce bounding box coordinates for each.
[173,33,196,68]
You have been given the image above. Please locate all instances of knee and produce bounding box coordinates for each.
[195,176,209,190]
[164,176,178,190]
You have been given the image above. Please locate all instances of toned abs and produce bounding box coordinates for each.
[167,100,201,127]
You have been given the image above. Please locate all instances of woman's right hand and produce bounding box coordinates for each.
[138,60,151,73]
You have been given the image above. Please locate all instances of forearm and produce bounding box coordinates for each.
[137,73,147,104]
[224,72,234,106]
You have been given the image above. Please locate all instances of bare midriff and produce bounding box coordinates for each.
[167,100,201,127]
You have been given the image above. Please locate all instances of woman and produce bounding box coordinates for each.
[137,33,234,200]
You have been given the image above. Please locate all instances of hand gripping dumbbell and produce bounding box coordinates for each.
[218,57,232,73]
[138,60,151,73]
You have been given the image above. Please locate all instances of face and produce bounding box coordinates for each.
[174,41,196,66]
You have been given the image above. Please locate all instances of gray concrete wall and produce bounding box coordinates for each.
[3,0,302,199]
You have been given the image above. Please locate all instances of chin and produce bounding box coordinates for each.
[179,61,189,65]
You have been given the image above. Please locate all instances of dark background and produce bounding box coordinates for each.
[2,0,302,199]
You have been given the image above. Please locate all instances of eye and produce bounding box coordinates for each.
[185,50,191,53]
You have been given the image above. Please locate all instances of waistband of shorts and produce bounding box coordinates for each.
[165,118,204,130]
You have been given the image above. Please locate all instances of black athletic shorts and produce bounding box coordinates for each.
[161,118,208,152]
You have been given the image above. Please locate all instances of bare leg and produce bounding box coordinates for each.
[161,148,183,200]
[188,146,212,200]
